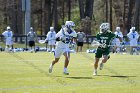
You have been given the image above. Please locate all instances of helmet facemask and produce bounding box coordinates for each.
[65,21,75,34]
[100,23,110,33]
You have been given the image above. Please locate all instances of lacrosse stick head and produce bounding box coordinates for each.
[38,40,46,44]
[91,40,100,48]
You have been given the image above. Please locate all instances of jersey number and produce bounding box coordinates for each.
[100,40,106,44]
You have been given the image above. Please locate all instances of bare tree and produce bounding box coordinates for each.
[126,0,135,32]
[53,0,58,31]
[109,0,112,31]
[78,0,85,19]
[134,0,140,31]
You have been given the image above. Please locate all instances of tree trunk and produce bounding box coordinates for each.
[46,0,52,34]
[109,0,112,31]
[10,0,17,34]
[84,0,94,19]
[134,0,140,31]
[17,0,23,34]
[126,0,135,32]
[105,0,108,22]
[78,0,85,19]
[67,0,71,20]
[62,0,65,24]
[53,0,58,32]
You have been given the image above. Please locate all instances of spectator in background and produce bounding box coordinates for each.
[46,27,56,52]
[127,27,139,55]
[2,26,13,52]
[76,30,86,52]
[27,27,38,53]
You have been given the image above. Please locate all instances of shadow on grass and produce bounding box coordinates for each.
[110,75,136,78]
[66,76,94,79]
[97,75,110,77]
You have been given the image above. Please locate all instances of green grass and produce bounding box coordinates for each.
[0,52,140,93]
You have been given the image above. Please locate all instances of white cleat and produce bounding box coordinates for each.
[63,68,69,75]
[93,70,97,76]
[63,71,69,75]
[99,63,104,70]
[49,65,53,73]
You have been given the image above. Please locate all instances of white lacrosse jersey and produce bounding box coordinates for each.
[2,31,13,41]
[114,31,123,42]
[46,31,56,41]
[127,31,139,46]
[56,27,77,51]
[2,30,13,45]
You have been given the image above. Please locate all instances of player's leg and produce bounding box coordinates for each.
[50,45,53,52]
[76,42,80,52]
[80,42,84,52]
[33,41,36,52]
[130,46,133,55]
[99,50,110,70]
[52,45,55,52]
[99,55,109,70]
[49,58,60,73]
[116,42,121,53]
[5,45,9,52]
[51,41,55,52]
[47,41,51,52]
[76,46,79,52]
[5,40,10,52]
[93,57,100,75]
[80,46,82,52]
[63,52,70,75]
[49,48,61,73]
[76,45,79,52]
[133,46,139,55]
[29,41,32,52]
[93,49,102,75]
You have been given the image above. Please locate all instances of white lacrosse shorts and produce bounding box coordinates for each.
[48,40,56,45]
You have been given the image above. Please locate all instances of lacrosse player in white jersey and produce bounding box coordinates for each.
[114,27,123,53]
[46,27,56,52]
[49,21,77,75]
[127,27,139,55]
[2,26,13,52]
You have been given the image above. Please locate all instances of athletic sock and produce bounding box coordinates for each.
[64,68,67,72]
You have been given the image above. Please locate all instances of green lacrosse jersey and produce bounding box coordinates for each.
[96,31,116,51]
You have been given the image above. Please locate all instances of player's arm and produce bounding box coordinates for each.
[55,30,66,42]
[2,31,6,37]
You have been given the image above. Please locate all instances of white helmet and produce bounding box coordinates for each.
[116,27,120,31]
[100,23,110,33]
[7,26,11,30]
[65,21,75,27]
[30,27,33,30]
[131,27,135,31]
[50,27,54,31]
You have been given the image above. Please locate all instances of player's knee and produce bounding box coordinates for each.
[103,58,108,63]
[54,58,59,63]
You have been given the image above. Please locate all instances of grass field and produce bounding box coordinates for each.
[0,52,140,93]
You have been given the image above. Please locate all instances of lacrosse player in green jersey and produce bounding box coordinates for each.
[93,23,122,76]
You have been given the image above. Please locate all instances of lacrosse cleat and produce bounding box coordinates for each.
[99,62,104,70]
[93,70,97,76]
[49,64,53,73]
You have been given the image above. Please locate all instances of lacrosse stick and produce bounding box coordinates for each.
[38,38,47,44]
[91,40,101,48]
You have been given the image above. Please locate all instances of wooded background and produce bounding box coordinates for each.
[0,0,139,35]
